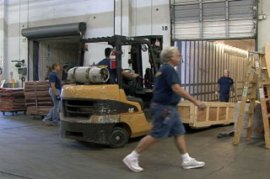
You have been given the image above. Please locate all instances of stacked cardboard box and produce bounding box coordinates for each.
[24,81,53,116]
[0,88,26,113]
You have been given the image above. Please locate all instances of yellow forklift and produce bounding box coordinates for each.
[60,35,162,147]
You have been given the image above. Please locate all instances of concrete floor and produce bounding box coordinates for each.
[0,113,270,179]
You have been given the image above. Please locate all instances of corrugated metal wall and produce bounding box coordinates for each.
[39,41,80,80]
[176,40,248,102]
[171,0,257,40]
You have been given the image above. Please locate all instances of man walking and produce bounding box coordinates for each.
[123,47,207,172]
[43,63,62,126]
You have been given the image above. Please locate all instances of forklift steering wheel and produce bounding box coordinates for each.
[122,69,142,96]
[123,69,140,78]
[123,69,132,73]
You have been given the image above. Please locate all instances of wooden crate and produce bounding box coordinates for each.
[178,101,235,128]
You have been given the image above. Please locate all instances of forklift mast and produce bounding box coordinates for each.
[81,35,162,89]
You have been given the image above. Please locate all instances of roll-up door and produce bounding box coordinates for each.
[171,0,257,40]
[22,22,86,80]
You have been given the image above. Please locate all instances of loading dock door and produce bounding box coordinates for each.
[22,22,86,81]
[38,39,81,81]
[171,0,257,40]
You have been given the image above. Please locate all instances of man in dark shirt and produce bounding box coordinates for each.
[98,48,116,83]
[123,47,207,172]
[98,48,139,94]
[217,70,234,102]
[43,63,62,126]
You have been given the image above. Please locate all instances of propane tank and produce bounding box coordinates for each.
[67,66,109,84]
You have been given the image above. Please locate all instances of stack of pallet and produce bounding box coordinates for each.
[24,81,52,116]
[0,88,26,114]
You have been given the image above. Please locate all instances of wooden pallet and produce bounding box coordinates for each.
[0,88,26,114]
[26,106,51,116]
[1,109,26,116]
[24,81,53,116]
[178,101,235,128]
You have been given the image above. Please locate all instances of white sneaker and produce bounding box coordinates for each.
[123,155,144,172]
[182,158,205,169]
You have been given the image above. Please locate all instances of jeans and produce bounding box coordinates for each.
[150,103,186,138]
[44,88,61,122]
[219,93,230,102]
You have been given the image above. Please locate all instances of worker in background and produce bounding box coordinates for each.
[216,70,235,138]
[216,69,234,102]
[123,47,207,172]
[98,47,113,66]
[98,48,139,95]
[98,47,139,83]
[98,47,117,83]
[43,63,62,126]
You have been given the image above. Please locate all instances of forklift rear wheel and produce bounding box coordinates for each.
[109,127,129,148]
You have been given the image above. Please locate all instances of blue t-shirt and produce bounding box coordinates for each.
[98,58,110,66]
[98,58,117,83]
[218,76,234,94]
[48,72,61,90]
[152,64,181,106]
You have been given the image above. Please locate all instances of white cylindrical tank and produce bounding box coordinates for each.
[67,66,109,84]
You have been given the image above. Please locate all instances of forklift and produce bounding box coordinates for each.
[60,35,162,147]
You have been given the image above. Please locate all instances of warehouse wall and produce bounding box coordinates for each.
[6,0,28,84]
[0,0,7,80]
[3,0,115,83]
[130,0,170,45]
[0,1,4,68]
[0,0,171,84]
[258,0,270,52]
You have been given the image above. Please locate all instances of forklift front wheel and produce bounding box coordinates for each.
[109,127,129,148]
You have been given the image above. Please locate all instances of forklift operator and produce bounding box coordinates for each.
[98,48,139,95]
[98,48,139,81]
[98,48,117,83]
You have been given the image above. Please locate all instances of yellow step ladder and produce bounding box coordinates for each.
[233,52,270,149]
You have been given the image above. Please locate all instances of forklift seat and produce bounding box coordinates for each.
[127,96,144,109]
